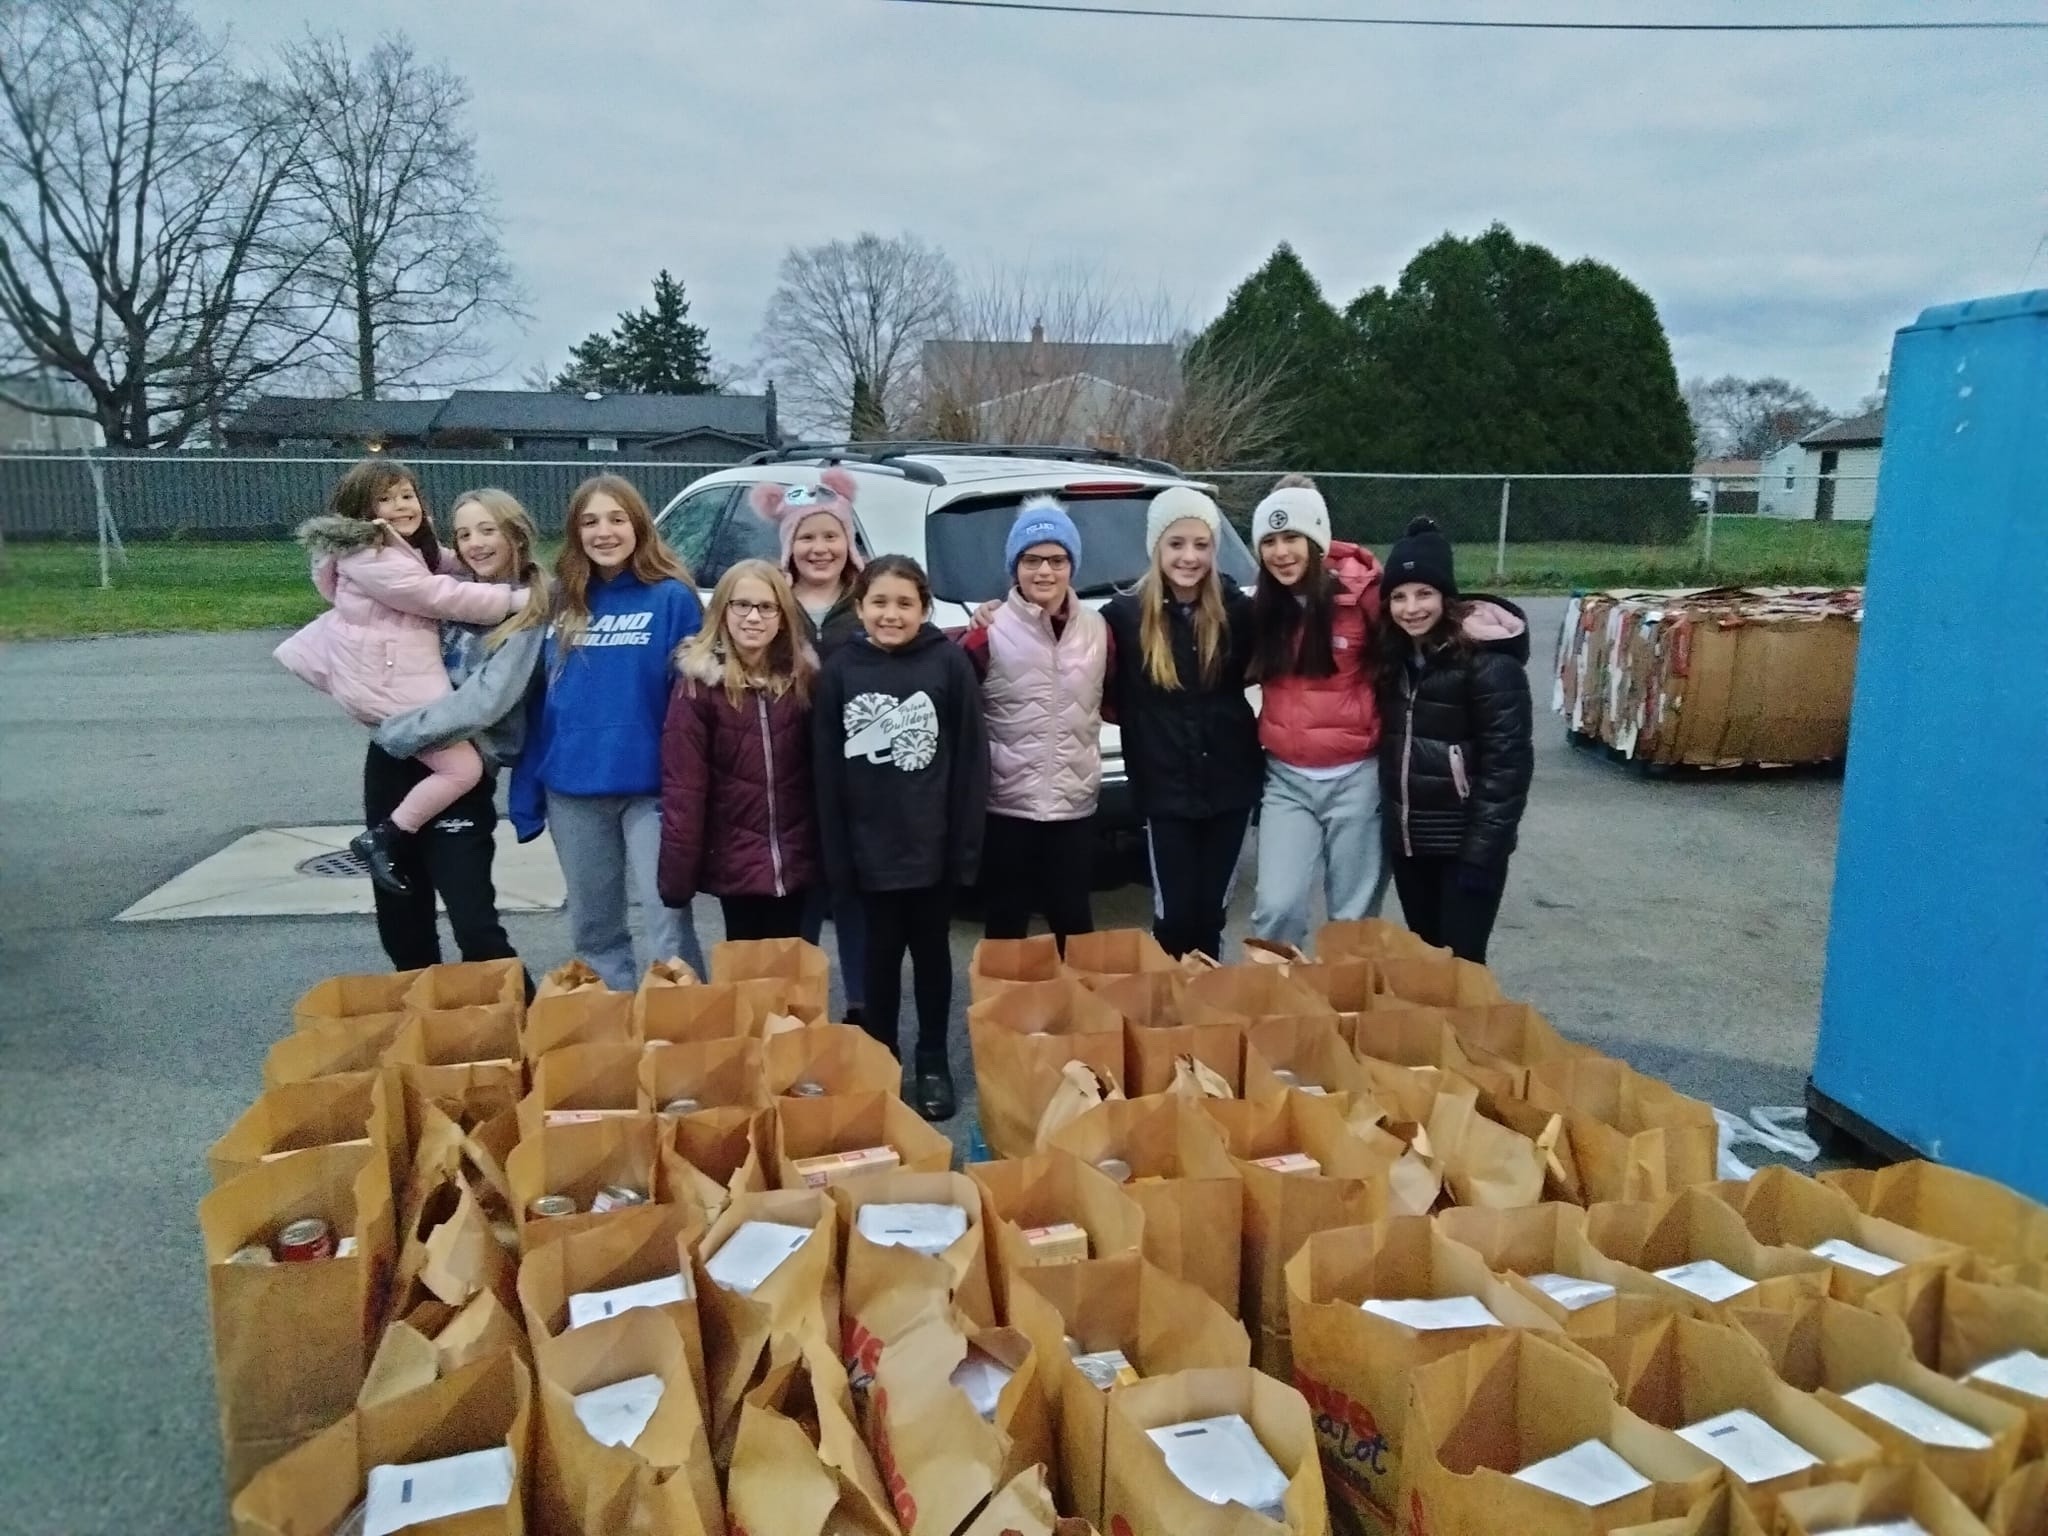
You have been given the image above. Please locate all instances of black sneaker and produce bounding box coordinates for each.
[351,821,410,896]
[912,1056,957,1123]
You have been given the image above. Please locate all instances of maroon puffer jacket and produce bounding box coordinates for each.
[657,649,820,903]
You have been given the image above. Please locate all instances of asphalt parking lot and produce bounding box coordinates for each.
[0,596,1848,1534]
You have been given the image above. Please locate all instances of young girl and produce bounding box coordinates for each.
[1246,474,1388,950]
[959,496,1110,953]
[1101,485,1263,961]
[371,489,550,977]
[813,555,988,1121]
[1375,517,1533,962]
[509,475,705,990]
[753,471,868,1022]
[656,560,819,941]
[277,460,527,897]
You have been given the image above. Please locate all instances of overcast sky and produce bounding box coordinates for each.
[192,0,2048,421]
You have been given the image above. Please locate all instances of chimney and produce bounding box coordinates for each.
[1029,319,1045,346]
[764,379,780,446]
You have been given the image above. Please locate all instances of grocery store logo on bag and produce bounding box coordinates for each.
[843,691,939,771]
[1295,1371,1392,1516]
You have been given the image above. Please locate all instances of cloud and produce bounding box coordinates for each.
[193,0,2048,418]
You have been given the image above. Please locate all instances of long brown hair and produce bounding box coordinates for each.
[328,457,440,570]
[1375,594,1473,693]
[679,559,815,705]
[1248,541,1338,682]
[553,475,692,656]
[450,488,549,652]
[1135,542,1228,691]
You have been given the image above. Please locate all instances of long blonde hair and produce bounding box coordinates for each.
[1137,526,1229,690]
[553,474,692,659]
[678,559,815,706]
[449,488,549,652]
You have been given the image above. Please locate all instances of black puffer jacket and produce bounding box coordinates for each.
[1102,587,1264,821]
[800,590,863,661]
[1377,597,1535,868]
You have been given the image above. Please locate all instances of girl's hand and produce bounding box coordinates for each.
[968,598,1000,630]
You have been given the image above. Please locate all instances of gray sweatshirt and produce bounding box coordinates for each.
[373,620,543,770]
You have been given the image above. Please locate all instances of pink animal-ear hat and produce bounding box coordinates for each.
[750,465,865,574]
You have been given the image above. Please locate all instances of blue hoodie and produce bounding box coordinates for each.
[510,569,701,838]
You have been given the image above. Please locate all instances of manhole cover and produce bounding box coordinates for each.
[298,849,370,879]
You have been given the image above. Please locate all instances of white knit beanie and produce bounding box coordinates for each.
[1145,485,1224,554]
[1252,483,1331,554]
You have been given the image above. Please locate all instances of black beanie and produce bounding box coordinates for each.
[1385,516,1458,599]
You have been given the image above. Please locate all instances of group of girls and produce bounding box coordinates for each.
[279,458,1535,1123]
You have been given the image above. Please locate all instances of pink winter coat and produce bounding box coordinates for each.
[274,515,524,726]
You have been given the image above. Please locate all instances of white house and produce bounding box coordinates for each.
[1757,408,1883,521]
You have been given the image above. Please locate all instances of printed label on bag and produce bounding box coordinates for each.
[1295,1370,1393,1518]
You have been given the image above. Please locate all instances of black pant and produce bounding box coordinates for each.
[861,885,953,1065]
[363,744,526,981]
[1146,810,1252,960]
[1389,852,1508,963]
[718,891,810,941]
[980,813,1095,953]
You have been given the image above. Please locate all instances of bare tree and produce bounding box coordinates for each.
[0,0,332,447]
[277,31,521,399]
[757,231,957,436]
[1683,373,1836,461]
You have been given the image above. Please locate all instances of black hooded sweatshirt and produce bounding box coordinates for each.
[813,624,989,894]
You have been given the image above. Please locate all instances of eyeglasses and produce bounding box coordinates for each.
[1018,553,1071,573]
[728,600,779,619]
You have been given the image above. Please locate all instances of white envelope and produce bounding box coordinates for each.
[1512,1439,1652,1507]
[572,1373,665,1449]
[856,1202,969,1256]
[363,1446,516,1536]
[1654,1259,1757,1303]
[1675,1408,1818,1484]
[1359,1295,1503,1330]
[1833,1523,1929,1536]
[1964,1348,2048,1399]
[1526,1272,1617,1311]
[1809,1238,1904,1277]
[1840,1381,1993,1450]
[1147,1412,1289,1521]
[949,1347,1015,1420]
[567,1272,693,1329]
[704,1220,811,1294]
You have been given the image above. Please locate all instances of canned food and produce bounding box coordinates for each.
[1094,1158,1133,1184]
[227,1244,276,1267]
[529,1194,578,1220]
[660,1096,702,1116]
[591,1184,648,1213]
[791,1080,827,1098]
[277,1218,335,1263]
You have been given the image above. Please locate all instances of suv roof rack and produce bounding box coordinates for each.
[741,440,1186,484]
[738,444,946,485]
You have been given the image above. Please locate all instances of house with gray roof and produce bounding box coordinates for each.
[1757,406,1884,522]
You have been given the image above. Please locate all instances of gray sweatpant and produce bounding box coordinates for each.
[1250,758,1390,950]
[546,790,705,990]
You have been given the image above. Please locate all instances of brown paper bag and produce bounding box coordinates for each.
[525,961,632,1061]
[1527,1060,1718,1205]
[386,1004,526,1122]
[642,956,701,988]
[1712,1164,1970,1304]
[637,979,790,1048]
[711,936,832,1019]
[1372,954,1504,1010]
[295,969,422,1030]
[406,958,527,1013]
[960,1466,1069,1536]
[968,979,1127,1159]
[970,933,1067,1002]
[1436,1202,1655,1339]
[1918,1272,2048,1453]
[1403,1330,1724,1536]
[837,1169,999,1358]
[1407,1078,1552,1211]
[1171,1053,1237,1100]
[505,1114,671,1254]
[1989,1458,2048,1536]
[1731,1295,2027,1514]
[1584,1187,1835,1321]
[518,1042,646,1139]
[1036,1061,1127,1149]
[200,1140,397,1493]
[772,1089,953,1189]
[360,1287,529,1409]
[1064,927,1178,987]
[637,1035,766,1121]
[1284,1216,1566,1534]
[1353,1007,1517,1098]
[1091,969,1227,1097]
[532,1308,721,1536]
[724,1338,897,1536]
[1182,963,1338,1037]
[230,1351,532,1536]
[266,1013,409,1086]
[765,1022,905,1098]
[209,1072,380,1184]
[1009,1252,1251,1527]
[663,1107,771,1222]
[1244,1014,1372,1111]
[1773,1464,1998,1536]
[1102,1366,1331,1536]
[1049,1094,1246,1317]
[1821,1161,2048,1269]
[968,1150,1148,1318]
[1442,1001,1591,1073]
[1243,937,1311,968]
[691,1187,840,1451]
[1286,959,1382,1048]
[1315,918,1444,964]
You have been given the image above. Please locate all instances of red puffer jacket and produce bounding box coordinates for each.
[657,649,820,903]
[1257,540,1385,769]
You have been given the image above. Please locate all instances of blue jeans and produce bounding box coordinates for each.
[1250,759,1388,951]
[546,791,705,990]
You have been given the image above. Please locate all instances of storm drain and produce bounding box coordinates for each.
[298,849,369,879]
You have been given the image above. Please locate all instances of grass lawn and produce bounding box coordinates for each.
[0,518,1872,640]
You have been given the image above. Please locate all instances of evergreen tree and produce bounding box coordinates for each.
[553,270,714,393]
[1190,243,1350,465]
[848,372,888,439]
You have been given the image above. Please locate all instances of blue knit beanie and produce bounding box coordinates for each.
[1004,495,1082,578]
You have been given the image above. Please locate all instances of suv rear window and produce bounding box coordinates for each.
[924,493,1258,603]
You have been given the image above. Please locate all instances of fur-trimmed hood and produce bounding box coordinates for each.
[676,635,820,691]
[296,513,401,559]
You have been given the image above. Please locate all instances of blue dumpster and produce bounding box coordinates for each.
[1810,288,2048,1200]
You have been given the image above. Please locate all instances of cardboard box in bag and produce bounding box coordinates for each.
[724,1339,896,1536]
[836,1168,998,1359]
[532,1307,722,1536]
[295,969,423,1031]
[518,1042,645,1139]
[208,1071,380,1184]
[1284,1215,1566,1534]
[1009,1251,1251,1529]
[505,1114,672,1254]
[968,979,1127,1159]
[1435,1202,1672,1339]
[763,1021,903,1099]
[524,960,630,1061]
[969,933,1066,1003]
[1095,968,1233,1097]
[636,1036,766,1122]
[231,1350,533,1536]
[1244,1014,1374,1112]
[1988,1457,2048,1536]
[1102,1366,1330,1536]
[1709,1164,1970,1304]
[1049,1093,1246,1317]
[1314,919,1444,966]
[771,1088,952,1189]
[1584,1187,1835,1320]
[1403,1330,1724,1536]
[1821,1160,2048,1269]
[1730,1295,2027,1514]
[1063,927,1179,987]
[967,1150,1147,1318]
[1771,1464,1998,1536]
[1526,1057,1718,1204]
[709,936,830,1019]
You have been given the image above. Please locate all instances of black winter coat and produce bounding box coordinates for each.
[800,591,863,661]
[1377,597,1535,869]
[1102,587,1264,821]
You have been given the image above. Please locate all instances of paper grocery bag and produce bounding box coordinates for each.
[837,1169,998,1359]
[505,1114,671,1254]
[765,1022,904,1098]
[1064,927,1177,987]
[266,1013,410,1086]
[638,979,784,1048]
[359,1286,529,1412]
[1730,1295,2027,1513]
[1244,1014,1372,1111]
[1049,1094,1245,1316]
[1924,1272,2048,1452]
[1584,1187,1834,1320]
[1773,1464,1996,1536]
[968,979,1126,1159]
[1284,1216,1565,1534]
[1009,1252,1251,1527]
[968,1150,1147,1318]
[1102,1366,1330,1536]
[386,1004,526,1123]
[1036,1061,1126,1149]
[1315,918,1443,964]
[1403,1330,1724,1536]
[663,1107,771,1221]
[711,937,831,1019]
[525,962,632,1061]
[518,1043,645,1139]
[959,1466,1068,1536]
[642,956,701,989]
[724,1340,897,1536]
[1713,1165,1969,1304]
[1353,1008,1517,1098]
[209,1071,380,1184]
[1410,1078,1553,1211]
[638,1036,765,1120]
[1182,963,1338,1039]
[1821,1161,2048,1269]
[1989,1458,2047,1536]
[1442,1001,1591,1074]
[691,1187,839,1452]
[1092,968,1228,1097]
[971,933,1067,1002]
[532,1308,721,1536]
[1289,959,1383,1048]
[1436,1203,1647,1338]
[1171,1053,1237,1100]
[405,958,527,1013]
[1527,1059,1717,1205]
[200,1139,397,1493]
[1373,954,1503,1010]
[296,969,422,1030]
[772,1088,952,1189]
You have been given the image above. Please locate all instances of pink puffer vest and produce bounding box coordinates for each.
[984,590,1108,821]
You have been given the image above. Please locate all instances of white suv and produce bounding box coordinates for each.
[653,444,1259,880]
